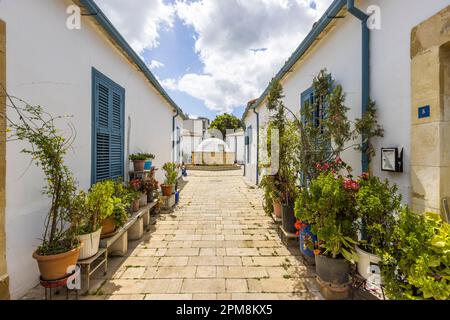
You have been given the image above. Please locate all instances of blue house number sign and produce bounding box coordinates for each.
[419,105,430,119]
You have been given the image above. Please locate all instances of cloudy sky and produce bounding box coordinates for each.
[96,0,334,119]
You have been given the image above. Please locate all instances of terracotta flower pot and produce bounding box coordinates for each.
[32,246,81,281]
[132,198,140,212]
[273,200,282,218]
[133,160,145,172]
[101,216,116,236]
[161,184,174,197]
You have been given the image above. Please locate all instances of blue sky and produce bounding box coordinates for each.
[96,0,333,120]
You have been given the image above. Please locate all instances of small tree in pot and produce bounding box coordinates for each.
[6,97,82,280]
[355,174,401,282]
[85,181,116,238]
[161,162,178,197]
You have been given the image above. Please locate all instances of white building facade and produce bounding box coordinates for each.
[0,0,185,298]
[243,0,450,213]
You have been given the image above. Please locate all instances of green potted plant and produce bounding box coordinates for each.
[85,180,116,238]
[161,162,178,196]
[7,101,82,280]
[129,153,148,172]
[112,179,132,228]
[355,174,401,282]
[296,170,359,299]
[143,168,159,203]
[379,209,450,300]
[129,179,142,212]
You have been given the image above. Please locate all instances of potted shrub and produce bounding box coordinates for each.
[355,173,401,282]
[7,102,82,280]
[129,153,148,172]
[143,168,158,203]
[85,181,115,238]
[379,209,450,300]
[161,162,178,196]
[112,180,132,228]
[296,171,359,299]
[129,179,142,212]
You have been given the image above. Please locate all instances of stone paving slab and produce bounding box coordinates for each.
[21,169,321,300]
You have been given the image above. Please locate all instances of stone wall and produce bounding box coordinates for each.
[411,6,450,215]
[0,19,10,300]
[192,152,236,166]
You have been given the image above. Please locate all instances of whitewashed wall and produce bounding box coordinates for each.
[244,0,450,205]
[0,0,181,298]
[226,133,245,164]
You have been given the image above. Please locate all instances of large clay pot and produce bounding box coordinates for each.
[133,160,145,172]
[315,254,350,285]
[78,228,102,260]
[33,246,81,281]
[281,204,296,234]
[101,216,116,236]
[147,191,154,203]
[161,184,174,197]
[273,200,282,218]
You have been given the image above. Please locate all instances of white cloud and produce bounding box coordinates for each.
[168,0,334,113]
[148,59,165,70]
[160,78,178,91]
[95,0,174,54]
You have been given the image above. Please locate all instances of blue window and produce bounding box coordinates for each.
[92,68,125,184]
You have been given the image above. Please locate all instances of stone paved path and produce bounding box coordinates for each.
[23,169,321,300]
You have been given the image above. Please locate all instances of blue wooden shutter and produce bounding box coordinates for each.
[92,69,125,184]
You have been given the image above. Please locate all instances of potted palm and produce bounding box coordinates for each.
[296,171,359,299]
[7,101,82,280]
[129,153,148,172]
[161,162,178,196]
[355,174,401,282]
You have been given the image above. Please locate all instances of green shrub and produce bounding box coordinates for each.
[129,153,154,161]
[356,175,401,254]
[380,209,450,300]
[295,172,358,261]
[162,162,178,186]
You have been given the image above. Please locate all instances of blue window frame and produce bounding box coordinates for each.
[92,68,125,184]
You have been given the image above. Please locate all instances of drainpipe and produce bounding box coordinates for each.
[172,109,179,163]
[253,107,260,185]
[347,0,370,173]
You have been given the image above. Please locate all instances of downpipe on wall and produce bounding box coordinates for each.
[346,0,370,173]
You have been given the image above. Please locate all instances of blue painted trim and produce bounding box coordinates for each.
[79,0,186,120]
[241,0,346,121]
[347,0,370,173]
[91,67,125,185]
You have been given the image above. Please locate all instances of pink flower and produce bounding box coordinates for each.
[315,163,322,170]
[335,156,343,164]
[344,178,360,191]
[361,172,369,180]
[323,163,330,171]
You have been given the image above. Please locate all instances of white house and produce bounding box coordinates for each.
[0,0,185,299]
[181,116,210,164]
[226,130,245,164]
[243,0,450,217]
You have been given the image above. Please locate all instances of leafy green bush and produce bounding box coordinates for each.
[162,162,178,186]
[295,171,359,261]
[82,181,116,234]
[129,153,154,161]
[356,175,401,254]
[380,209,450,300]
